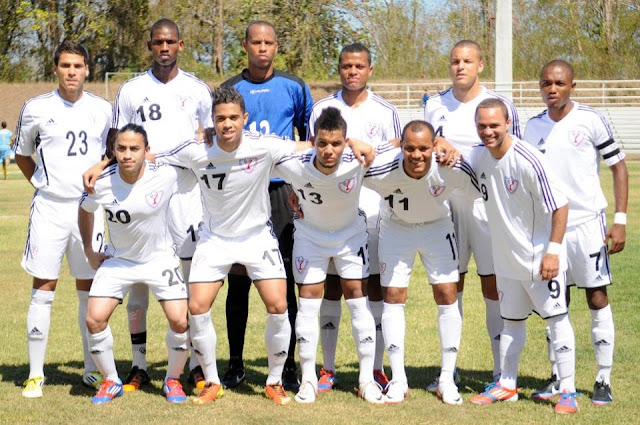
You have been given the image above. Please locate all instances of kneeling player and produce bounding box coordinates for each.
[79,125,190,404]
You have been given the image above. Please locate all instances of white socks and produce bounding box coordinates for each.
[296,298,322,387]
[547,314,576,392]
[265,312,291,385]
[438,301,462,384]
[345,297,376,385]
[87,325,119,382]
[320,299,341,372]
[484,297,503,379]
[27,289,54,378]
[166,328,189,381]
[77,290,97,374]
[127,282,149,371]
[368,299,385,371]
[591,304,614,384]
[499,319,526,390]
[190,310,220,384]
[382,302,406,383]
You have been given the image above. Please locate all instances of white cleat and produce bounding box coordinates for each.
[82,371,104,389]
[294,381,317,404]
[358,381,385,404]
[437,381,463,405]
[384,380,409,404]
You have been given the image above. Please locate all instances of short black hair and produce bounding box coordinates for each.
[54,38,88,66]
[116,123,149,147]
[314,107,347,137]
[150,18,180,40]
[213,87,245,114]
[451,40,483,61]
[339,43,371,65]
[401,120,434,142]
[476,98,509,121]
[245,21,276,41]
[541,59,574,81]
[1,121,6,129]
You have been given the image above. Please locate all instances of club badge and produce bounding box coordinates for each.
[430,185,445,197]
[504,177,519,193]
[146,190,163,208]
[338,176,357,193]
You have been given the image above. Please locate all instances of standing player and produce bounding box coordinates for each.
[423,40,520,387]
[220,20,313,390]
[363,121,478,405]
[79,125,189,404]
[108,18,213,391]
[524,60,627,405]
[307,43,401,391]
[0,121,14,179]
[14,39,111,398]
[468,99,578,415]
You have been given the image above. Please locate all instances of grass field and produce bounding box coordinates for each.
[0,161,638,424]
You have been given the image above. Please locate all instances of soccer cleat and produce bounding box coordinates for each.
[358,381,385,404]
[470,382,518,405]
[294,381,317,404]
[82,371,104,390]
[592,380,613,405]
[91,379,123,404]
[531,373,560,400]
[265,383,291,405]
[374,369,390,393]
[22,376,44,398]
[163,378,187,403]
[384,380,409,404]
[188,365,206,390]
[436,381,463,405]
[122,366,150,392]
[192,382,224,405]
[317,368,336,393]
[282,364,300,392]
[555,390,579,414]
[426,367,461,392]
[221,358,245,389]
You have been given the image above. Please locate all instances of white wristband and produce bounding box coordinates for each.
[614,212,627,225]
[546,242,561,256]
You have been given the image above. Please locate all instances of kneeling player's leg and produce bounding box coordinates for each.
[190,281,224,384]
[433,283,461,386]
[342,279,376,385]
[320,273,342,373]
[126,282,149,371]
[296,284,324,389]
[382,287,408,384]
[27,279,57,379]
[86,297,121,383]
[161,300,189,381]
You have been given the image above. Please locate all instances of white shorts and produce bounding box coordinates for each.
[497,273,568,320]
[190,225,286,283]
[450,193,494,276]
[360,187,381,274]
[379,216,459,288]
[293,230,369,284]
[566,213,612,289]
[22,191,105,280]
[90,253,187,301]
[167,174,203,260]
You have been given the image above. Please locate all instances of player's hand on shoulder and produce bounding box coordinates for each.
[199,127,215,147]
[288,190,303,219]
[347,138,376,167]
[435,136,461,168]
[539,253,559,281]
[83,158,111,195]
[605,223,626,254]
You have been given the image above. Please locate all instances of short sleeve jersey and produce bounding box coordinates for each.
[79,162,180,263]
[424,86,521,158]
[0,128,12,147]
[155,132,295,237]
[523,101,625,225]
[221,69,313,140]
[468,138,568,281]
[364,148,480,224]
[14,90,111,200]
[112,69,213,153]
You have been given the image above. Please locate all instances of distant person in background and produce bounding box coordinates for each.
[0,121,14,179]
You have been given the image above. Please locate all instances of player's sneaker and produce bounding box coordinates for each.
[221,358,245,389]
[531,373,560,400]
[358,381,385,404]
[470,382,518,405]
[265,383,291,405]
[592,380,612,405]
[91,379,123,404]
[317,368,336,393]
[188,365,205,390]
[384,380,409,404]
[436,381,463,405]
[426,367,461,392]
[294,381,316,404]
[22,376,44,398]
[374,369,390,393]
[163,378,187,403]
[282,363,300,392]
[82,371,104,389]
[555,390,579,414]
[122,366,150,392]
[192,382,224,405]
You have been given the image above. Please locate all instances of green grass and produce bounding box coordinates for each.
[0,161,639,424]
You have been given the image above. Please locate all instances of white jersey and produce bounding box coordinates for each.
[523,101,625,226]
[14,90,111,200]
[112,69,213,152]
[424,86,521,158]
[79,162,180,263]
[156,132,295,238]
[468,138,568,281]
[275,148,369,245]
[307,89,401,144]
[364,148,479,224]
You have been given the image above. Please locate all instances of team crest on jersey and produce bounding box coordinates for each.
[146,190,163,208]
[504,177,519,193]
[338,176,357,193]
[430,185,445,197]
[239,157,259,173]
[568,130,586,146]
[176,95,191,110]
[366,122,381,138]
[29,245,38,258]
[379,262,387,275]
[295,256,308,273]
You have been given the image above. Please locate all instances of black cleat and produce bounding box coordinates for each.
[282,364,300,392]
[188,365,205,390]
[592,380,613,405]
[221,358,245,389]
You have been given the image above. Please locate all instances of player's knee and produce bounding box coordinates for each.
[188,298,210,316]
[265,300,287,315]
[432,283,458,305]
[586,287,609,310]
[168,316,188,334]
[86,314,107,334]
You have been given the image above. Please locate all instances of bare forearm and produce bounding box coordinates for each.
[15,154,36,183]
[78,207,95,253]
[549,204,568,243]
[610,160,628,213]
